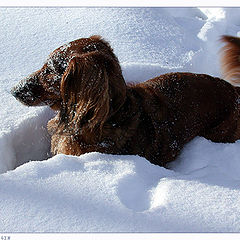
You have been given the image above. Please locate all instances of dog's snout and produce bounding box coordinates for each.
[11,85,31,98]
[11,85,37,105]
[11,76,43,106]
[11,83,25,99]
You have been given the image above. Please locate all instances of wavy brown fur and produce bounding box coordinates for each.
[220,35,240,84]
[11,35,240,166]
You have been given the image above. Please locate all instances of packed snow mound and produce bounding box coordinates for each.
[1,7,240,232]
[1,150,240,232]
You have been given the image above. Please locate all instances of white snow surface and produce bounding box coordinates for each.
[1,7,240,232]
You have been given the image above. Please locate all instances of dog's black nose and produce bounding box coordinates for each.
[11,87,19,98]
[11,80,41,106]
[11,87,34,104]
[11,86,23,100]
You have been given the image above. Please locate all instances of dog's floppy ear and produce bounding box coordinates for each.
[59,51,126,143]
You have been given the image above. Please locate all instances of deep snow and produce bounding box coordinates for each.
[1,7,240,232]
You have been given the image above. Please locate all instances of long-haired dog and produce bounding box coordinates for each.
[11,35,240,166]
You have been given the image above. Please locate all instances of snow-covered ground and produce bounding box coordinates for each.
[1,7,240,232]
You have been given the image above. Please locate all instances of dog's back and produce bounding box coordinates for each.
[131,72,240,165]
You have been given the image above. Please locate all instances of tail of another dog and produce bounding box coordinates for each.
[220,35,240,85]
[220,35,240,141]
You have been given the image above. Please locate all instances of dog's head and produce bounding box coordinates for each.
[11,35,126,111]
[11,35,126,142]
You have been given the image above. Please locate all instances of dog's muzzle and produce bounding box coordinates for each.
[11,75,43,106]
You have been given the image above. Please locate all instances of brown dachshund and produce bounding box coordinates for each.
[11,35,240,166]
